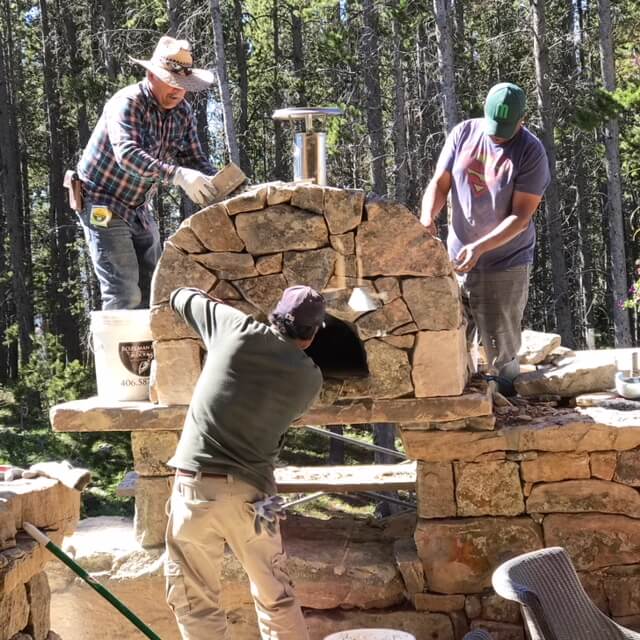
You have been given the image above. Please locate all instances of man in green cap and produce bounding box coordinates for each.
[420,82,550,393]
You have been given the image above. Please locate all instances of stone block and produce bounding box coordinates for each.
[331,253,357,284]
[614,450,640,486]
[591,451,618,480]
[382,335,415,350]
[25,572,50,640]
[168,226,206,254]
[417,462,456,518]
[223,185,267,215]
[339,339,413,400]
[517,330,562,365]
[132,431,180,476]
[514,351,617,397]
[358,202,452,277]
[480,592,521,623]
[527,479,640,517]
[322,187,364,234]
[414,592,465,612]
[235,205,328,255]
[185,203,245,251]
[543,514,640,570]
[330,232,355,255]
[0,479,80,534]
[150,304,200,341]
[449,610,470,640]
[455,461,524,517]
[0,583,28,640]
[133,476,172,548]
[290,184,325,214]
[212,280,242,300]
[150,243,218,306]
[469,620,524,640]
[392,538,425,595]
[604,572,640,616]
[415,517,543,594]
[464,596,481,620]
[520,452,591,483]
[234,274,287,316]
[282,247,336,291]
[355,298,413,340]
[193,252,258,280]
[578,571,609,612]
[152,340,202,405]
[400,429,506,463]
[413,329,467,397]
[255,253,283,275]
[266,181,295,205]
[402,276,462,330]
[393,322,418,335]
[0,501,17,551]
[374,277,401,303]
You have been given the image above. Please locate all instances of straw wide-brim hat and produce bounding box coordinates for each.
[129,36,214,92]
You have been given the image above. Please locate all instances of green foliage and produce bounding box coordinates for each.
[13,332,95,422]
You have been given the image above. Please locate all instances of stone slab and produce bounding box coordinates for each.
[417,462,456,518]
[520,452,591,483]
[0,582,28,640]
[393,538,425,595]
[131,431,180,476]
[152,339,202,405]
[184,203,245,251]
[517,330,561,365]
[133,476,173,548]
[402,276,462,331]
[26,571,51,640]
[323,187,364,234]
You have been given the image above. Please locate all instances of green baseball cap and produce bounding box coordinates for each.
[484,82,526,140]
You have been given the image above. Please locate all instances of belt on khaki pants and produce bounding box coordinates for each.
[176,469,231,480]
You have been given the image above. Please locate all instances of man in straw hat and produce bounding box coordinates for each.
[420,82,550,396]
[75,36,217,309]
[165,284,325,639]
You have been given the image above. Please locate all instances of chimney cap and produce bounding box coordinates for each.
[272,107,343,121]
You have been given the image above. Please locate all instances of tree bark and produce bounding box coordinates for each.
[272,0,286,180]
[392,16,408,203]
[209,0,240,165]
[0,25,34,365]
[530,0,574,347]
[597,0,632,346]
[433,0,459,132]
[360,0,387,195]
[290,2,306,105]
[233,0,251,175]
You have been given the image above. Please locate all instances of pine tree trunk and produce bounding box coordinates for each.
[209,0,240,165]
[530,0,574,347]
[39,0,80,360]
[0,33,34,365]
[291,3,306,105]
[233,0,251,175]
[392,17,408,203]
[360,0,386,195]
[598,0,632,346]
[272,0,286,181]
[433,0,459,132]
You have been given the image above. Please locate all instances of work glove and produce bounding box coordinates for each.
[172,167,218,206]
[249,495,286,536]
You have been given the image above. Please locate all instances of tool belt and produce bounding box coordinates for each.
[63,169,84,212]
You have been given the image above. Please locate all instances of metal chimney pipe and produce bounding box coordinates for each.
[272,107,343,186]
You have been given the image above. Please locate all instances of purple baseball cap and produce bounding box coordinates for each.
[273,285,326,327]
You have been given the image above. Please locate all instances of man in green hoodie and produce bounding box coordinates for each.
[164,285,325,640]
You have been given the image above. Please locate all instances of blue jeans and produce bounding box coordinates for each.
[78,200,161,310]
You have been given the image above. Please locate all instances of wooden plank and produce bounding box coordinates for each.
[274,462,416,493]
[117,464,416,496]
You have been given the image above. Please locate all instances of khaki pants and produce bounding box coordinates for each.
[165,474,309,640]
[458,264,530,381]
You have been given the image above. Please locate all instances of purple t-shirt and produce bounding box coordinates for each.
[437,118,550,270]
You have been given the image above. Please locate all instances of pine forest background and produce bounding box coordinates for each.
[2,0,640,423]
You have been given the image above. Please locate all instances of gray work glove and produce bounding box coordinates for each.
[249,495,286,536]
[172,167,217,205]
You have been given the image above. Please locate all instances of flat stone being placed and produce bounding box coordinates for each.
[223,185,268,215]
[517,330,561,365]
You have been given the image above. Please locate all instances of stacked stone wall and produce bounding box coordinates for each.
[399,411,640,637]
[0,478,80,640]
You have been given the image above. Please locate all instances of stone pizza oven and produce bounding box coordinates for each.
[149,181,483,423]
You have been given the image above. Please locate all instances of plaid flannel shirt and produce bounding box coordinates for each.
[77,79,214,225]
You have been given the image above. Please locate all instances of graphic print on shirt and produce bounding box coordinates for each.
[459,145,513,198]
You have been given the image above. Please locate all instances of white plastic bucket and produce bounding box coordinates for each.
[324,631,415,640]
[91,309,154,401]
